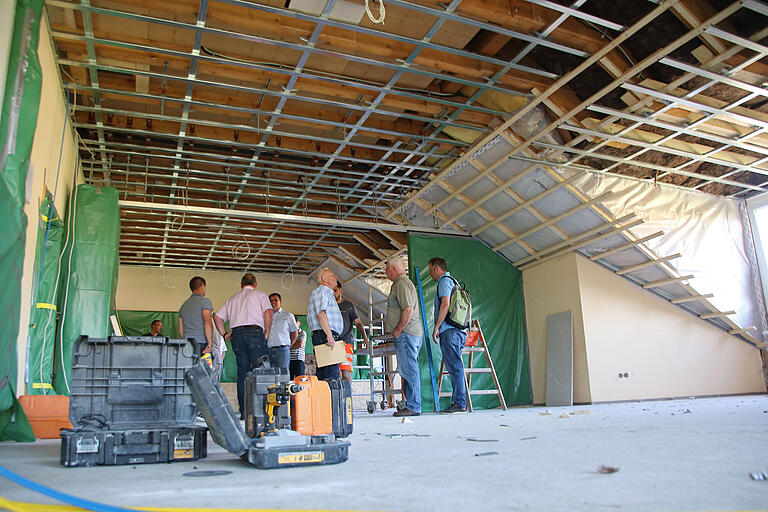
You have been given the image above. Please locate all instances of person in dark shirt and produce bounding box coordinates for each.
[143,319,163,336]
[333,282,369,382]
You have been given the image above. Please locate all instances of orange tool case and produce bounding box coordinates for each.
[18,395,73,439]
[290,376,332,436]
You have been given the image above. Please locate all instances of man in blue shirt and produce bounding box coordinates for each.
[307,268,344,380]
[429,257,467,414]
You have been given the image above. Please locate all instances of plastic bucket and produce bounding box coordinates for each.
[465,330,480,347]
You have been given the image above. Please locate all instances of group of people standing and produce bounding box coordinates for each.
[308,256,468,418]
[176,274,306,418]
[174,256,468,420]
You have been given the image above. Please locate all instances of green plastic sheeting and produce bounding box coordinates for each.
[118,310,180,337]
[54,185,120,396]
[26,192,63,395]
[0,0,44,442]
[407,233,532,411]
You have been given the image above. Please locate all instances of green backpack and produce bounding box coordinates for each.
[442,275,472,330]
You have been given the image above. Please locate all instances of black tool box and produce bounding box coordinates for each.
[244,367,291,438]
[327,379,353,438]
[61,335,208,467]
[185,362,349,469]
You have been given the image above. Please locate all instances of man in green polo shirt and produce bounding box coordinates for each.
[385,256,423,417]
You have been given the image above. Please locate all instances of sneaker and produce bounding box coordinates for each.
[441,403,467,414]
[393,408,420,417]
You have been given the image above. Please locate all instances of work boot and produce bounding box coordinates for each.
[393,408,420,417]
[441,403,467,414]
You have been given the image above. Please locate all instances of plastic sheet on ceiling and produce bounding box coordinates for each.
[407,233,532,411]
[26,193,63,395]
[53,185,121,396]
[0,0,44,442]
[570,171,762,336]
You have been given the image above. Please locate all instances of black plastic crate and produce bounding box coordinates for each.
[60,426,208,467]
[243,434,349,469]
[244,367,291,438]
[69,335,199,429]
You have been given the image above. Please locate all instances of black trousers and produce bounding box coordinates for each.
[289,360,305,380]
[311,329,340,380]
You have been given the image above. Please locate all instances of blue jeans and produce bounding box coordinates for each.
[231,326,269,415]
[269,345,290,372]
[394,332,423,413]
[439,327,467,408]
[311,330,340,381]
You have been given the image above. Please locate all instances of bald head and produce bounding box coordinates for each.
[317,268,338,288]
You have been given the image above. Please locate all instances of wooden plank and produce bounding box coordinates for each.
[670,294,714,304]
[615,253,681,276]
[699,311,736,319]
[589,231,665,261]
[642,275,695,289]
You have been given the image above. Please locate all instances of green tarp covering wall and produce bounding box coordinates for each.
[26,192,63,395]
[407,233,532,411]
[54,185,120,395]
[0,0,44,442]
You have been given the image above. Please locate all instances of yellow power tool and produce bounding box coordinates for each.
[262,383,304,436]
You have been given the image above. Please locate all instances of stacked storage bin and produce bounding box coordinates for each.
[60,335,207,467]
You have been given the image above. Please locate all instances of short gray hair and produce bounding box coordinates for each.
[385,256,405,271]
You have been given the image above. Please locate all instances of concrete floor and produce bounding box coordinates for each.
[1,395,767,512]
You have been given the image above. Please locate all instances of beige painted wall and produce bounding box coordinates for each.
[576,256,766,401]
[116,265,316,317]
[522,253,592,405]
[16,18,82,394]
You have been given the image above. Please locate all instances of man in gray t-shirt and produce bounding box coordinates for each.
[179,276,214,356]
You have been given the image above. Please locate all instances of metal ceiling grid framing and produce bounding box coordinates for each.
[46,0,633,276]
[388,1,767,346]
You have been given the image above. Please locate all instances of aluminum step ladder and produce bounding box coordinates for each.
[437,319,506,412]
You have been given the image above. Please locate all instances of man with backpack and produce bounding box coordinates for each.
[429,257,469,414]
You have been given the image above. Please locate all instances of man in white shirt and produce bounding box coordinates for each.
[267,293,297,372]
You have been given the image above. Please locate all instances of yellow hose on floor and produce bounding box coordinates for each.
[0,497,379,512]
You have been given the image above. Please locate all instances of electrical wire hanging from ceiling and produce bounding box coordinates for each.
[365,0,385,24]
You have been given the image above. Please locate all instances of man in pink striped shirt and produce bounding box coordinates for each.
[214,273,273,419]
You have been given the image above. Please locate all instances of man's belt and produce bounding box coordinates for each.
[233,324,263,331]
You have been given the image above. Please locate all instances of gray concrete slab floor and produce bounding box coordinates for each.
[1,395,767,512]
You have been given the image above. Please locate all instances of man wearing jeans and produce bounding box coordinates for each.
[267,292,297,372]
[384,256,423,417]
[214,273,273,419]
[429,257,467,414]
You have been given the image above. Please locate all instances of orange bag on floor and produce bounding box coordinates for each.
[290,376,332,436]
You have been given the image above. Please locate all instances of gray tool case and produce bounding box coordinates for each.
[185,362,349,469]
[244,367,291,438]
[60,335,208,467]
